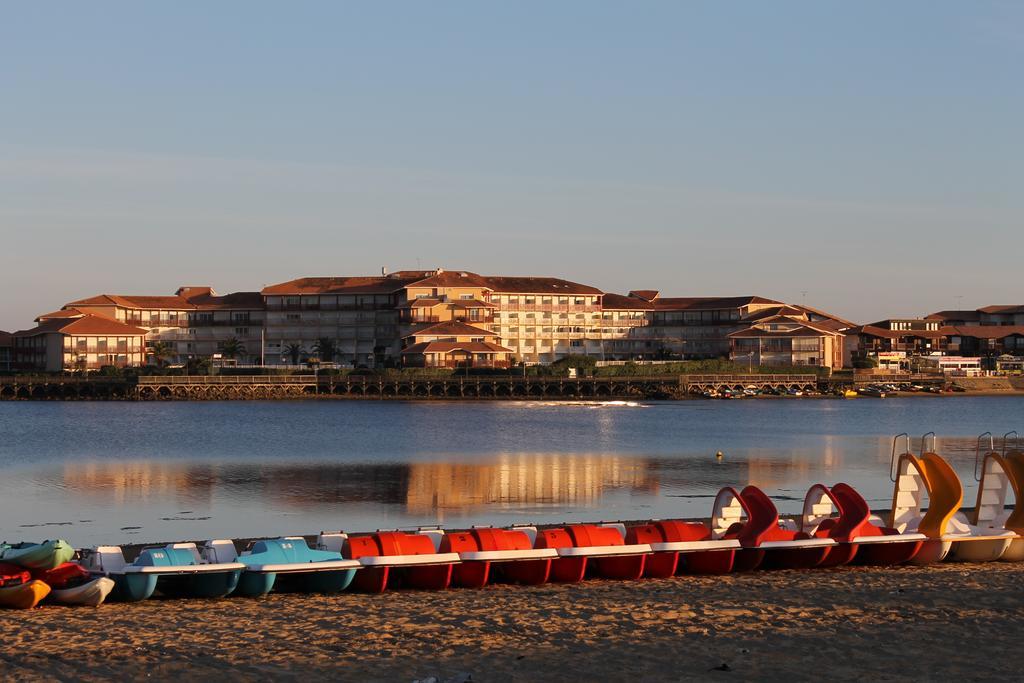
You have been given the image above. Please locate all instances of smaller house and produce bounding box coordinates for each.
[13,312,147,372]
[401,320,513,369]
[728,315,845,369]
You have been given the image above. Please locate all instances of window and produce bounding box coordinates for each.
[460,294,474,300]
[575,297,585,305]
[541,296,552,305]
[286,314,301,322]
[509,296,519,304]
[558,296,569,305]
[525,296,535,304]
[570,340,583,347]
[235,327,249,336]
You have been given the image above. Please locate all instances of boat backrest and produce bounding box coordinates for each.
[827,483,872,541]
[800,484,838,534]
[86,546,127,573]
[599,522,627,540]
[417,529,445,552]
[168,543,204,564]
[736,486,782,547]
[915,452,964,538]
[1004,450,1024,533]
[889,453,929,532]
[974,453,1015,527]
[711,487,749,539]
[202,540,239,564]
[316,532,349,553]
[509,525,538,545]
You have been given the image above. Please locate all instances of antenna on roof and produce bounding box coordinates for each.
[382,266,387,277]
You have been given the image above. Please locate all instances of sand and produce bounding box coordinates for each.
[4,562,1024,682]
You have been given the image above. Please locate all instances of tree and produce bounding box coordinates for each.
[283,343,305,365]
[148,341,174,367]
[219,337,246,360]
[312,337,337,363]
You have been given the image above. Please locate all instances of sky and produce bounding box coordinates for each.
[1,1,1021,331]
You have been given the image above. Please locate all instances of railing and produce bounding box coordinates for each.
[137,375,318,385]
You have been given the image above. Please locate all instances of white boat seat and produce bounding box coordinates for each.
[759,538,837,550]
[316,532,349,553]
[202,539,239,564]
[459,549,558,562]
[241,559,362,574]
[357,552,461,567]
[649,539,741,553]
[555,543,652,558]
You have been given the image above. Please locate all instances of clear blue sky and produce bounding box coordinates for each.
[1,1,1021,330]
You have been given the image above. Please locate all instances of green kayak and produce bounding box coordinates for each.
[0,540,75,570]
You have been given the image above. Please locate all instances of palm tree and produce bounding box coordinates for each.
[312,337,337,363]
[148,341,174,367]
[219,337,246,360]
[283,343,305,365]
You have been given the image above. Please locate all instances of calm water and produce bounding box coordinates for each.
[0,398,1021,545]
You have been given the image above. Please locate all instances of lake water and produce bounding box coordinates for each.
[0,398,1021,545]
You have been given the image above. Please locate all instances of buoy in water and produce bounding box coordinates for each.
[715,451,724,460]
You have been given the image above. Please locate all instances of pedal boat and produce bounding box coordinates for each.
[81,543,244,601]
[202,538,360,597]
[330,530,461,593]
[0,562,51,609]
[800,483,924,566]
[32,562,115,606]
[949,433,1024,562]
[438,527,558,588]
[621,519,740,578]
[728,486,836,570]
[0,539,74,570]
[530,523,652,582]
[889,433,1014,564]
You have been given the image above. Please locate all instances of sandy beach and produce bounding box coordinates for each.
[5,562,1024,682]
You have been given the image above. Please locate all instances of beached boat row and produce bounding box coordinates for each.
[3,432,1021,608]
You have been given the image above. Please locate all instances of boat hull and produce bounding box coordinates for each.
[1001,538,1024,562]
[49,577,115,607]
[950,538,1013,563]
[236,568,356,597]
[0,541,75,571]
[759,546,831,571]
[908,539,950,565]
[850,540,921,566]
[156,570,241,599]
[0,580,51,609]
[679,549,735,575]
[109,573,159,602]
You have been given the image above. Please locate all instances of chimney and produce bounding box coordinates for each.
[381,266,388,277]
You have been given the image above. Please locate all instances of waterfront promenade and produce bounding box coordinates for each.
[1,372,1006,401]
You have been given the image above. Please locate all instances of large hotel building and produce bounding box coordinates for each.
[9,268,857,372]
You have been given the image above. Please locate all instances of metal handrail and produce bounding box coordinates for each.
[975,432,993,481]
[919,431,936,456]
[890,433,911,482]
[1004,431,1020,456]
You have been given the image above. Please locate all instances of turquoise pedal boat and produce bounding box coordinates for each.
[81,543,244,601]
[202,537,360,597]
[0,540,74,570]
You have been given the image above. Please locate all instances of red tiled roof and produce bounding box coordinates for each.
[601,293,654,310]
[402,341,513,355]
[15,314,147,337]
[946,325,1024,340]
[652,296,782,311]
[404,321,497,339]
[407,270,493,289]
[791,304,857,328]
[69,289,261,310]
[730,315,844,338]
[0,330,12,347]
[483,276,603,295]
[628,290,660,302]
[978,305,1024,315]
[37,308,89,321]
[926,310,980,321]
[261,276,415,295]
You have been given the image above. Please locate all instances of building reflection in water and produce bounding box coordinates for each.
[61,454,656,520]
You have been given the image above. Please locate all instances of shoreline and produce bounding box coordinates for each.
[5,562,1024,681]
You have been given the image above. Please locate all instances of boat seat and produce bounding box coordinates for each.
[86,546,128,574]
[316,532,349,554]
[202,540,239,564]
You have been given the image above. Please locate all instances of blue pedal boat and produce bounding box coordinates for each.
[202,537,360,597]
[81,543,244,601]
